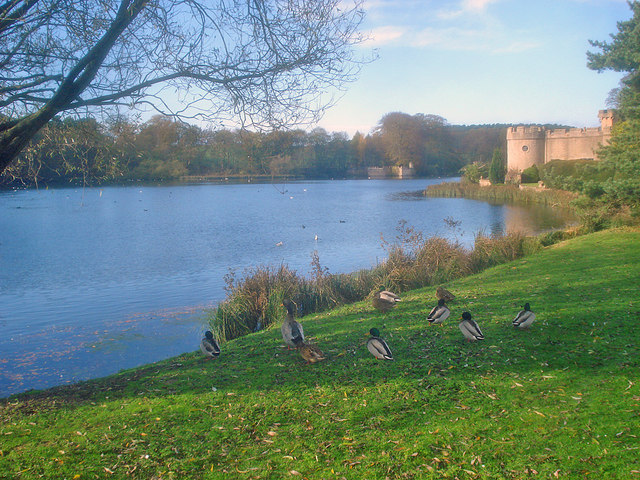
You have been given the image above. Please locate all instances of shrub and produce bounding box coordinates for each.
[521,165,540,183]
[460,162,488,184]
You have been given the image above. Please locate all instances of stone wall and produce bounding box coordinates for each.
[506,110,615,177]
[545,127,610,162]
[366,165,415,179]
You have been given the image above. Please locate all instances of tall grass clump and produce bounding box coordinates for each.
[468,230,539,271]
[211,264,302,341]
[425,181,577,206]
[207,220,542,342]
[380,221,471,292]
[209,259,386,342]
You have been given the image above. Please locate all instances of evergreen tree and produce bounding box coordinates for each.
[587,1,640,206]
[488,148,506,184]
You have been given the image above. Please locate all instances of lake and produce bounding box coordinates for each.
[0,178,574,397]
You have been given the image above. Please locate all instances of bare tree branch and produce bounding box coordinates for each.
[0,0,368,173]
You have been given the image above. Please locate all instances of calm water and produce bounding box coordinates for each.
[0,178,574,397]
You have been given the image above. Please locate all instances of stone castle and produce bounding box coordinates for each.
[506,109,616,179]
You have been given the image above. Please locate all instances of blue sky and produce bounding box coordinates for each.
[315,0,631,135]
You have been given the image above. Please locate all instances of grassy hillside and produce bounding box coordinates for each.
[1,228,639,479]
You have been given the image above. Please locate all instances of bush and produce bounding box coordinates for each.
[521,164,540,183]
[460,162,488,184]
[537,229,576,246]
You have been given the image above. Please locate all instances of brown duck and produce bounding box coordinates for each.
[293,337,326,364]
[371,287,401,313]
[436,286,455,302]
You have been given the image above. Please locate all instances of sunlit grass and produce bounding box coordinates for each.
[1,228,639,479]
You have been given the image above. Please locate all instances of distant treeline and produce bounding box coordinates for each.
[0,112,509,188]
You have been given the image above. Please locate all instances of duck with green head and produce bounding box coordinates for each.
[512,302,535,329]
[200,331,221,359]
[459,311,484,342]
[366,328,393,360]
[427,298,450,326]
[281,299,304,349]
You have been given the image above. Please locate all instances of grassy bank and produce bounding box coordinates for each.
[1,228,639,479]
[425,182,577,206]
[209,224,539,342]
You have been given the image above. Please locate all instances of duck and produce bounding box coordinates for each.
[512,302,536,329]
[366,328,394,360]
[293,337,326,364]
[200,331,221,358]
[372,287,401,313]
[436,286,455,302]
[459,311,484,342]
[281,299,304,349]
[427,298,450,326]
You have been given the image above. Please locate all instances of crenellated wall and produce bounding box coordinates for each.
[506,110,615,178]
[545,127,610,162]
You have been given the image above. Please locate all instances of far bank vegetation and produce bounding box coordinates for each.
[1,113,508,188]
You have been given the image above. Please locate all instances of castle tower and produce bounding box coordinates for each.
[598,109,616,132]
[506,126,545,174]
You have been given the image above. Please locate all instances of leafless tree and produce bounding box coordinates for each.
[0,0,367,174]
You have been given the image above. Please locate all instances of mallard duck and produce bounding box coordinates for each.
[200,331,221,358]
[293,337,326,364]
[436,286,455,302]
[459,311,484,342]
[427,298,450,326]
[281,299,304,349]
[366,328,394,360]
[512,302,536,329]
[372,287,401,313]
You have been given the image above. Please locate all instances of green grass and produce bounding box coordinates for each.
[1,228,639,479]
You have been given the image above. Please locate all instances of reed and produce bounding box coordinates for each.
[424,181,577,206]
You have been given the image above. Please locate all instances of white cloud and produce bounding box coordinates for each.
[411,26,492,50]
[390,25,539,53]
[357,0,540,53]
[360,22,540,53]
[493,40,543,53]
[437,0,501,19]
[363,25,408,46]
[463,0,500,11]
